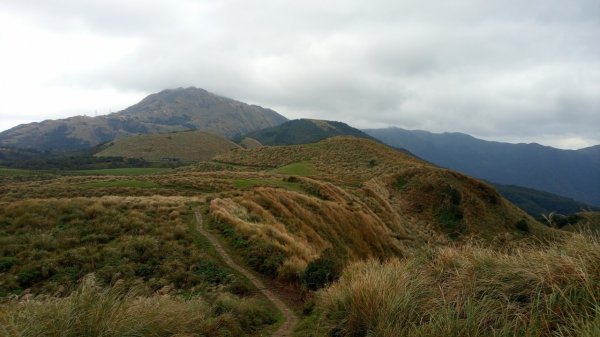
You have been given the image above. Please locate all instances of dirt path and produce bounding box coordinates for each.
[193,208,298,337]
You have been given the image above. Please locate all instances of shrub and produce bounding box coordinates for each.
[0,257,17,272]
[436,204,465,239]
[303,249,342,291]
[515,219,529,232]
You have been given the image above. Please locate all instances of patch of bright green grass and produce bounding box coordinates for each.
[0,167,41,176]
[67,167,172,176]
[79,179,162,189]
[232,178,303,191]
[273,161,315,176]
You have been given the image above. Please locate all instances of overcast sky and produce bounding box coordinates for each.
[0,0,598,149]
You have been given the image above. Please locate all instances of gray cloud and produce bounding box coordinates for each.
[1,0,599,148]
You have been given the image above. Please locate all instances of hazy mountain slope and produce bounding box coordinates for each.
[493,183,599,217]
[96,131,241,162]
[365,127,600,206]
[241,119,376,145]
[0,87,287,151]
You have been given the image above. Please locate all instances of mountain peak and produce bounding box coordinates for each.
[0,88,287,151]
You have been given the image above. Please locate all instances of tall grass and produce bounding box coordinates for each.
[303,234,600,337]
[0,275,276,337]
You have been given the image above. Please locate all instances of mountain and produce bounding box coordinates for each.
[240,119,376,145]
[0,87,287,152]
[95,130,241,162]
[493,183,599,217]
[364,127,600,206]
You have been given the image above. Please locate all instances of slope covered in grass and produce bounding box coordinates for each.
[209,137,553,285]
[299,235,600,337]
[96,130,241,162]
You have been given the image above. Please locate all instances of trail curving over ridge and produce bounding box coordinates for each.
[193,208,298,336]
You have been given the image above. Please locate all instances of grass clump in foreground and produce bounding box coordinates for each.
[0,275,276,337]
[299,234,600,337]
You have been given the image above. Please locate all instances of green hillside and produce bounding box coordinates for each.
[240,119,376,145]
[96,131,241,162]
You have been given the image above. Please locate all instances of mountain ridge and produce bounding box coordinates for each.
[365,127,600,206]
[239,118,377,146]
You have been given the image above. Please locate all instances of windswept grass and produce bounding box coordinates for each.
[300,234,600,337]
[210,177,408,283]
[0,275,276,337]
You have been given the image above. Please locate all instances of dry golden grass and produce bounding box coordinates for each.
[300,234,600,337]
[0,275,276,337]
[214,136,425,184]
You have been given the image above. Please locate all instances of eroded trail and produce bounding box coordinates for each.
[193,208,298,337]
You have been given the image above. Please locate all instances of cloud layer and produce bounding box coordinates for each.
[0,0,598,148]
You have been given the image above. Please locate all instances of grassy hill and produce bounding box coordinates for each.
[240,119,377,145]
[239,137,263,149]
[0,87,287,151]
[213,137,552,259]
[96,130,241,162]
[3,135,596,336]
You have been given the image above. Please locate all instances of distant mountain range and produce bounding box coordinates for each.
[0,87,287,151]
[364,128,600,206]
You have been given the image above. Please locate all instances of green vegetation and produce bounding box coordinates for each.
[0,166,171,178]
[0,166,38,176]
[0,197,233,296]
[302,249,342,291]
[273,161,315,176]
[240,118,376,146]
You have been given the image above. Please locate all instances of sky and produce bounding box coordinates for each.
[0,0,598,149]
